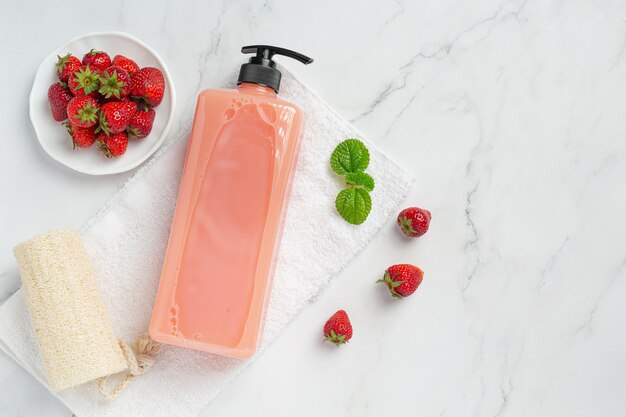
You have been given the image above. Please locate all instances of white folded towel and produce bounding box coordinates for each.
[0,68,413,417]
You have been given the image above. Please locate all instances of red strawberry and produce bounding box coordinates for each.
[66,95,99,128]
[47,82,73,121]
[68,65,101,97]
[127,108,155,138]
[55,53,81,82]
[397,207,431,238]
[65,123,96,149]
[323,310,353,346]
[377,264,424,299]
[131,67,165,108]
[99,66,131,99]
[98,101,138,135]
[112,55,140,76]
[97,131,128,158]
[82,49,111,71]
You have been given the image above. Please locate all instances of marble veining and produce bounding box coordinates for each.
[1,0,625,416]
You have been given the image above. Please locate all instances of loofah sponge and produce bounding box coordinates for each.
[13,229,128,392]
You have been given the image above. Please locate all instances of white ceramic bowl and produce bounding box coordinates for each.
[29,32,176,175]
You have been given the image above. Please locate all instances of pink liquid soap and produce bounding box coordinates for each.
[150,46,313,358]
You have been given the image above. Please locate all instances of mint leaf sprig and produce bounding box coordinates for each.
[330,139,375,225]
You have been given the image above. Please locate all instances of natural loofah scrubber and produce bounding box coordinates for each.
[13,229,158,397]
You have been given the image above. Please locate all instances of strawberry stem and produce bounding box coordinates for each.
[376,271,405,299]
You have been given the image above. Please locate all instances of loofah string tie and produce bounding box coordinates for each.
[97,333,160,399]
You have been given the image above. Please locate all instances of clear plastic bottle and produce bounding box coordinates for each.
[150,45,313,358]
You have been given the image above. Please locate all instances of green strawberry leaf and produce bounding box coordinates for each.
[345,172,375,192]
[335,187,372,225]
[330,138,370,175]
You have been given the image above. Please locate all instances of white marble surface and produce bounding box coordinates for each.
[1,0,625,415]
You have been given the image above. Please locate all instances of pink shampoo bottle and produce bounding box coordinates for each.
[150,45,313,358]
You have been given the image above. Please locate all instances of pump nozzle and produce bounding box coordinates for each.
[237,45,314,93]
[241,45,314,65]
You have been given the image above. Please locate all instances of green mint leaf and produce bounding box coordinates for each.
[345,172,375,192]
[330,138,370,175]
[335,187,372,225]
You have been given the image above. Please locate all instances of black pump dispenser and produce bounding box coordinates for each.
[237,45,313,93]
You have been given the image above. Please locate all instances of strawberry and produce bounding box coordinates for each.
[47,82,73,121]
[131,67,165,108]
[68,65,101,97]
[127,108,155,138]
[323,310,353,346]
[66,95,99,128]
[397,207,431,238]
[377,264,424,299]
[97,131,128,158]
[81,49,111,71]
[99,66,131,99]
[55,53,81,82]
[65,122,96,149]
[98,101,137,135]
[112,54,140,76]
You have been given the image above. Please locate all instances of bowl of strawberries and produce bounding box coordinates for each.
[30,32,176,175]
